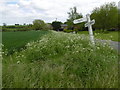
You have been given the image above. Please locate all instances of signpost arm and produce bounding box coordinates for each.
[73,14,95,45]
[86,14,95,45]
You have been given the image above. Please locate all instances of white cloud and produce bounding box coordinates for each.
[119,1,120,9]
[0,0,119,25]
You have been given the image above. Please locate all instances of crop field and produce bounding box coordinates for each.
[2,31,118,88]
[2,30,50,54]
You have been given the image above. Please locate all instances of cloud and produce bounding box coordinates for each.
[0,0,119,25]
[119,1,120,9]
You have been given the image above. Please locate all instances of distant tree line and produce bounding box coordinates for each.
[2,24,33,32]
[2,19,52,32]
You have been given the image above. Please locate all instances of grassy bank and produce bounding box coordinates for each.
[78,31,119,42]
[2,30,49,54]
[3,31,118,88]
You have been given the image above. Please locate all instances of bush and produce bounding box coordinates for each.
[43,23,53,30]
[63,29,73,33]
[33,19,52,30]
[33,19,46,30]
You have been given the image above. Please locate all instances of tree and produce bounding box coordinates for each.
[33,19,46,30]
[67,7,82,21]
[3,23,7,26]
[91,2,118,31]
[44,23,53,30]
[51,21,62,31]
[66,6,83,30]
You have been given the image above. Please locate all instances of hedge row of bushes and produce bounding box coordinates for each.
[2,20,53,32]
[2,25,33,32]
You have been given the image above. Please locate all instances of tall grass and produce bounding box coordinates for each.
[3,31,118,88]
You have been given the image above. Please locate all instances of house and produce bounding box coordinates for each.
[61,24,68,30]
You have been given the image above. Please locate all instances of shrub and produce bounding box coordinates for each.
[63,29,73,33]
[33,20,52,30]
[33,19,46,30]
[51,21,62,31]
[43,23,53,30]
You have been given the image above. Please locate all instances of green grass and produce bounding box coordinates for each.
[2,30,49,54]
[78,31,119,42]
[3,31,118,88]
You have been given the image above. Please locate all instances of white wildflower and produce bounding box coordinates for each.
[83,48,85,50]
[17,61,20,64]
[76,51,79,53]
[110,36,113,38]
[97,47,100,49]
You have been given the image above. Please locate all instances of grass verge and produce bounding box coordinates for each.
[78,31,119,42]
[2,31,118,88]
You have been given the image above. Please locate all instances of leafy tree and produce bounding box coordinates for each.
[66,7,83,30]
[51,21,62,31]
[91,2,118,31]
[67,7,82,21]
[33,19,46,30]
[44,23,53,30]
[3,23,7,26]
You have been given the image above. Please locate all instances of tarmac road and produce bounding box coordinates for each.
[95,39,120,53]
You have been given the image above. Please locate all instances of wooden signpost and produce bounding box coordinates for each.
[73,14,95,44]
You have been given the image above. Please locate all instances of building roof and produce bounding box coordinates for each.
[61,24,68,27]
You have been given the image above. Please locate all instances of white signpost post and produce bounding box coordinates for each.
[73,14,95,45]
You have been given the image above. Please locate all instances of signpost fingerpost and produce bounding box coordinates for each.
[73,14,95,45]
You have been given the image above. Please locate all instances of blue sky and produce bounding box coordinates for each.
[0,0,119,25]
[6,1,18,4]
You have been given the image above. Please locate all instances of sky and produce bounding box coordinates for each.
[0,0,119,25]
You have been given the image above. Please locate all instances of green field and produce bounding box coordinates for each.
[78,31,119,42]
[3,31,118,88]
[2,30,50,54]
